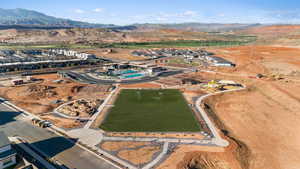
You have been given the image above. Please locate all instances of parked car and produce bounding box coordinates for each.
[39,121,52,128]
[31,118,52,128]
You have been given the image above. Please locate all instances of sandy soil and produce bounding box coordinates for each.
[0,74,110,114]
[100,141,151,152]
[117,146,161,165]
[41,114,82,128]
[183,90,207,104]
[208,45,300,77]
[100,141,161,166]
[58,99,101,118]
[0,74,110,128]
[157,144,242,169]
[120,82,162,89]
[157,45,300,169]
[205,81,300,169]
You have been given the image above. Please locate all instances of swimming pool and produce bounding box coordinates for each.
[121,70,137,75]
[121,73,144,79]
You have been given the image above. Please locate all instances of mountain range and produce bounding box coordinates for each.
[0,8,116,28]
[0,8,261,32]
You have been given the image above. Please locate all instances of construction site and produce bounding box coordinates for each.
[0,23,300,169]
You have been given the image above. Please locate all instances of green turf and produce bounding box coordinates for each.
[98,40,254,49]
[100,89,201,132]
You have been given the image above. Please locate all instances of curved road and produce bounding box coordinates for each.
[62,70,183,85]
[195,87,246,146]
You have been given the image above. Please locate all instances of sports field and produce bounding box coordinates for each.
[100,89,201,132]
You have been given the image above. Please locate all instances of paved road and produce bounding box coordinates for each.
[142,142,169,169]
[0,103,117,169]
[63,70,183,85]
[194,87,246,147]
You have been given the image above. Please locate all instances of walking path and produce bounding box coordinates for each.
[84,86,118,129]
[142,142,169,169]
[102,136,212,145]
[67,128,104,146]
[53,99,91,120]
[195,86,246,146]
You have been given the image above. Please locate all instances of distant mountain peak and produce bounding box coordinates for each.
[0,8,114,28]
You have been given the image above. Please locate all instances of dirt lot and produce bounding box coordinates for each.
[100,141,151,152]
[58,99,102,118]
[118,146,161,166]
[157,143,241,169]
[157,45,300,169]
[0,74,111,114]
[0,74,111,128]
[100,141,161,166]
[204,80,300,169]
[208,45,300,77]
[40,114,83,128]
[120,82,162,88]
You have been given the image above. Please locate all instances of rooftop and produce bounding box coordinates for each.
[0,131,10,148]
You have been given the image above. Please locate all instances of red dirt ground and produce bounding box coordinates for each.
[159,45,300,169]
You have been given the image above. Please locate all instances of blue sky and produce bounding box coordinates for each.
[1,0,300,25]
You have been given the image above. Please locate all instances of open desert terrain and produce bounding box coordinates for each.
[167,44,300,169]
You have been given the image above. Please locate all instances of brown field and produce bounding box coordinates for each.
[100,141,151,152]
[100,141,161,166]
[208,45,300,76]
[240,25,300,45]
[0,74,110,114]
[117,146,161,165]
[157,144,241,169]
[162,45,300,169]
[203,80,300,169]
[154,45,300,169]
[40,114,82,128]
[119,82,162,88]
[242,25,300,36]
[0,74,110,128]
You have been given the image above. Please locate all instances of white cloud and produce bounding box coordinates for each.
[181,10,198,17]
[128,11,202,24]
[155,17,168,21]
[93,8,104,13]
[218,13,225,17]
[74,9,85,14]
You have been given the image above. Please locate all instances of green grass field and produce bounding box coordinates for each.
[100,89,201,132]
[0,35,256,50]
[98,40,254,49]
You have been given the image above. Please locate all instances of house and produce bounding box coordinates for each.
[210,56,235,67]
[0,132,16,169]
[147,67,166,75]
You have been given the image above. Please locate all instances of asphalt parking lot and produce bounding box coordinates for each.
[0,103,117,169]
